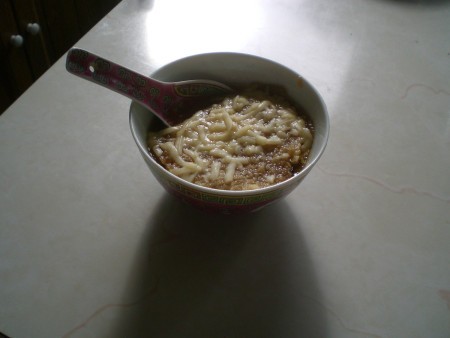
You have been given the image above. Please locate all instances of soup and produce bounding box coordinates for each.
[148,85,314,191]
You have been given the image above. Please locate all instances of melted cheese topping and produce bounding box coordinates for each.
[148,89,313,191]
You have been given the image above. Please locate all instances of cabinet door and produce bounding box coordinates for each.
[36,0,82,60]
[0,68,12,113]
[74,0,122,33]
[0,0,34,112]
[11,0,52,80]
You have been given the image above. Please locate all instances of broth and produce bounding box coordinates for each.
[148,85,314,191]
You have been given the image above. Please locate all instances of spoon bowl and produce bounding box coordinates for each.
[65,48,233,126]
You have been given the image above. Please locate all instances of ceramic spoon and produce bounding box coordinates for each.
[65,48,233,126]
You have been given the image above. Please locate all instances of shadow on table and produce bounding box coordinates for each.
[111,194,327,338]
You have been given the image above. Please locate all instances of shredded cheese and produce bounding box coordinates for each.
[148,86,313,190]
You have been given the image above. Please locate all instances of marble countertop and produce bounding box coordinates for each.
[1,0,449,337]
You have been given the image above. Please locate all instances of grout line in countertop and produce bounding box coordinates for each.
[438,289,450,311]
[300,292,385,338]
[61,278,160,338]
[317,166,450,205]
[401,83,450,100]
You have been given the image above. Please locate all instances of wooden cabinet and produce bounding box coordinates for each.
[0,0,121,114]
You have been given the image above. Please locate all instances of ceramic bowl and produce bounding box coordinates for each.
[130,52,329,213]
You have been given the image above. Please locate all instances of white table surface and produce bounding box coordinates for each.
[1,0,449,337]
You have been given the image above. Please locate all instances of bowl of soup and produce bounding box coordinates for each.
[129,52,329,213]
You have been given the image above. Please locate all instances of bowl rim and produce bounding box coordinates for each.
[129,51,330,196]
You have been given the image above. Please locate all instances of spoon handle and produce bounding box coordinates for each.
[66,47,171,112]
[66,48,232,126]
